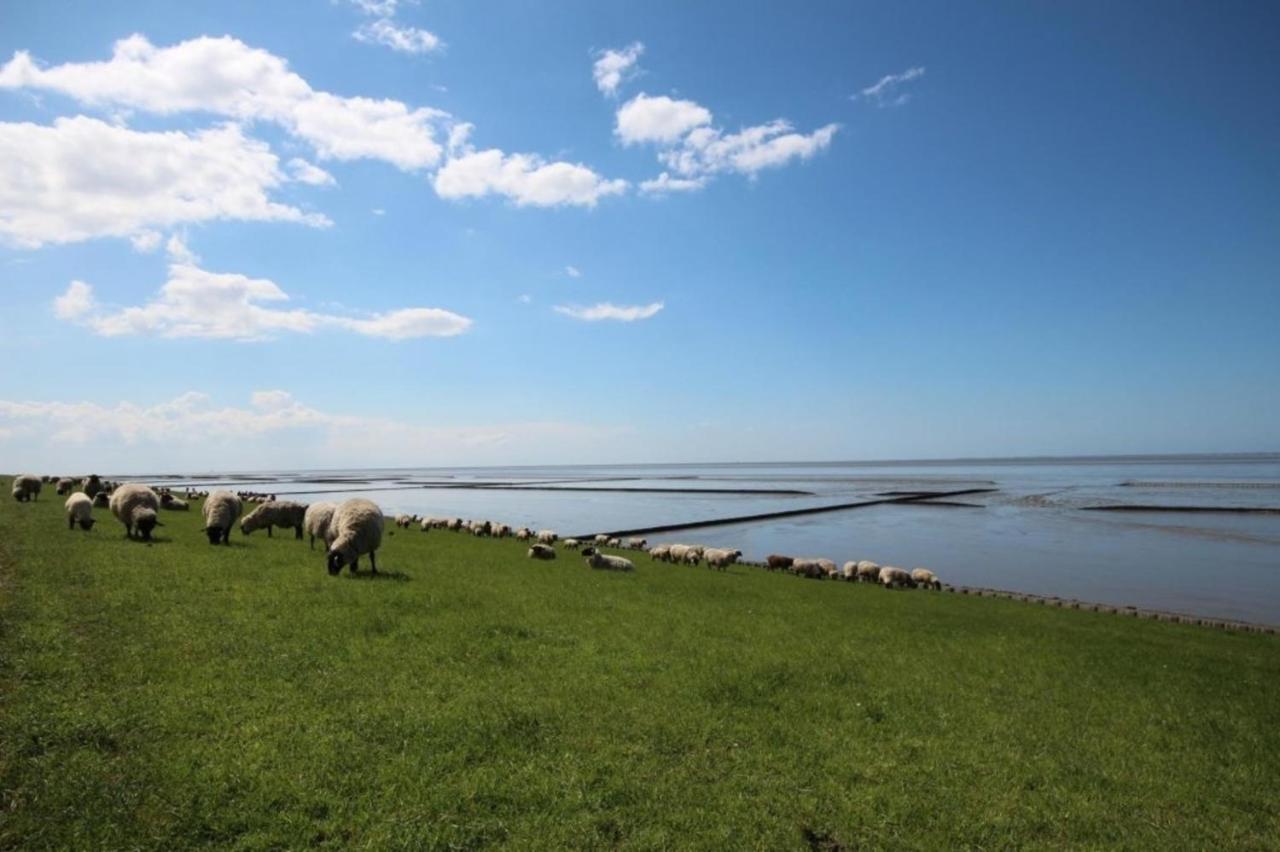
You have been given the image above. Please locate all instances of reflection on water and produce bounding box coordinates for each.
[130,455,1280,624]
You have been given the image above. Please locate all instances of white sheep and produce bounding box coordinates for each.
[668,544,690,562]
[593,534,609,545]
[563,538,581,550]
[582,546,634,572]
[201,491,243,545]
[879,566,916,589]
[109,483,161,541]
[160,493,189,511]
[493,523,512,538]
[683,549,701,566]
[856,560,881,583]
[527,543,557,560]
[911,568,941,590]
[11,474,41,502]
[841,561,859,581]
[607,537,622,548]
[703,547,742,570]
[241,500,307,539]
[515,528,532,541]
[626,537,648,551]
[326,498,385,575]
[536,529,558,544]
[648,544,671,562]
[394,513,413,529]
[56,477,75,496]
[791,559,826,579]
[815,558,839,579]
[304,502,338,550]
[64,492,95,531]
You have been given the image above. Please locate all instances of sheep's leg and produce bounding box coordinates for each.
[369,551,378,574]
[309,534,315,550]
[68,516,74,530]
[294,525,303,540]
[267,526,273,538]
[350,557,360,574]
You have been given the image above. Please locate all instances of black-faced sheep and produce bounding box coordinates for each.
[527,543,557,560]
[704,547,742,571]
[911,568,941,590]
[240,500,307,539]
[879,566,916,589]
[11,475,41,502]
[855,560,881,583]
[582,546,634,572]
[201,491,243,545]
[64,492,95,530]
[326,499,384,575]
[109,483,161,541]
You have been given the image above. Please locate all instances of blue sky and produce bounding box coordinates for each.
[1,0,1277,472]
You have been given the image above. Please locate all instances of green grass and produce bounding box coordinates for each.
[1,489,1278,850]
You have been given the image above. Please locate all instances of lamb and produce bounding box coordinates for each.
[11,474,41,502]
[160,493,189,511]
[240,500,307,539]
[703,548,742,570]
[648,544,671,562]
[326,498,385,575]
[582,546,634,572]
[536,530,558,544]
[856,560,881,583]
[64,492,95,531]
[201,491,243,545]
[911,568,941,590]
[109,483,161,541]
[626,537,648,551]
[56,477,75,496]
[563,538,581,550]
[766,554,794,572]
[527,543,557,560]
[879,566,916,589]
[304,502,338,550]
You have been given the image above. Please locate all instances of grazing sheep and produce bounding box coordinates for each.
[201,491,243,545]
[493,524,512,538]
[606,537,622,548]
[704,547,742,571]
[446,518,463,531]
[536,530,558,545]
[841,561,859,581]
[471,520,492,537]
[668,544,690,562]
[419,517,434,532]
[527,543,557,560]
[515,528,532,541]
[649,544,671,562]
[240,500,307,539]
[626,537,648,551]
[563,538,581,550]
[791,559,826,580]
[109,483,161,541]
[879,566,916,589]
[11,475,41,502]
[160,493,189,511]
[304,502,338,550]
[855,560,881,583]
[92,492,110,508]
[56,477,75,496]
[326,498,385,575]
[813,558,839,579]
[766,554,794,572]
[582,546,634,572]
[64,492,95,531]
[593,534,609,545]
[394,514,413,529]
[683,549,702,566]
[911,568,941,590]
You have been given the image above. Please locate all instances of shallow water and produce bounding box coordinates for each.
[132,455,1280,624]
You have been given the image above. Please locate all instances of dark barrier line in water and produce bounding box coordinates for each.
[1082,505,1280,515]
[218,483,817,497]
[574,488,999,538]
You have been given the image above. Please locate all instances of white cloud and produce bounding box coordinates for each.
[593,42,643,96]
[517,293,532,303]
[354,19,443,54]
[0,116,328,248]
[287,157,337,186]
[856,66,925,106]
[129,230,162,253]
[615,93,712,144]
[165,234,198,264]
[433,148,626,208]
[638,171,707,195]
[662,120,839,178]
[554,301,664,322]
[349,0,399,15]
[565,265,581,278]
[54,262,471,341]
[371,207,386,215]
[0,34,448,170]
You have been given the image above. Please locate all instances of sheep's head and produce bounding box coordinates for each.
[78,518,96,531]
[202,526,223,545]
[326,549,347,575]
[581,546,597,557]
[134,508,159,540]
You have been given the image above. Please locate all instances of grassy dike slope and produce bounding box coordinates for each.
[1,488,1278,849]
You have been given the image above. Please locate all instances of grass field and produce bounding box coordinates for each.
[2,487,1279,849]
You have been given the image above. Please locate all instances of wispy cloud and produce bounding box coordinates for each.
[554,301,664,322]
[855,66,926,106]
[593,42,644,96]
[353,18,443,54]
[565,265,582,278]
[638,172,707,195]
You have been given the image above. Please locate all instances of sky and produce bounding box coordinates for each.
[0,0,1277,473]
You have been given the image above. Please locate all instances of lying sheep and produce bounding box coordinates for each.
[11,475,41,502]
[911,568,941,590]
[326,498,384,575]
[563,538,581,550]
[582,546,634,572]
[304,501,338,550]
[241,500,307,539]
[649,544,671,562]
[56,477,75,496]
[879,566,916,589]
[109,483,161,541]
[64,492,95,531]
[536,530,558,544]
[704,547,742,571]
[201,491,243,545]
[160,493,189,511]
[856,560,881,583]
[527,543,557,560]
[766,554,794,572]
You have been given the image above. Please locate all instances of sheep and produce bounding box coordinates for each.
[683,549,701,566]
[606,537,622,548]
[536,530,558,545]
[64,492,95,531]
[83,475,104,498]
[668,544,691,563]
[527,543,557,560]
[812,558,839,579]
[704,547,742,571]
[911,568,941,590]
[419,517,435,532]
[240,500,307,539]
[201,491,243,545]
[493,524,512,538]
[593,534,609,545]
[304,502,338,550]
[563,538,581,550]
[648,544,671,562]
[879,566,916,590]
[109,483,161,541]
[326,498,384,575]
[841,561,859,581]
[626,537,648,551]
[471,520,492,537]
[766,554,794,572]
[791,559,826,580]
[446,518,463,531]
[515,527,532,541]
[160,493,189,511]
[582,546,634,572]
[55,477,75,496]
[92,492,110,508]
[394,514,413,529]
[11,475,41,502]
[855,560,881,583]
